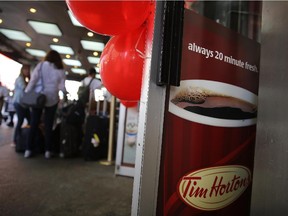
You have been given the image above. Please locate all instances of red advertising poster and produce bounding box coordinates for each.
[157,9,260,216]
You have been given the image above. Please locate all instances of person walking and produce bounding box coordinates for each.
[0,81,9,125]
[24,50,66,159]
[13,65,31,145]
[5,90,16,127]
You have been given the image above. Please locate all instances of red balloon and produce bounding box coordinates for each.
[66,0,151,36]
[121,100,138,108]
[146,1,156,50]
[100,26,146,101]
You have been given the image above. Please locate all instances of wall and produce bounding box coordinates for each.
[251,1,288,215]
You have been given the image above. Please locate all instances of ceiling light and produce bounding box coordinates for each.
[93,51,99,57]
[0,28,31,41]
[53,38,59,43]
[26,48,46,57]
[0,19,3,24]
[67,10,83,27]
[26,42,31,47]
[30,8,37,13]
[87,56,100,64]
[87,32,94,37]
[71,68,86,74]
[80,40,104,51]
[50,45,74,55]
[66,54,71,59]
[63,59,82,67]
[28,20,62,36]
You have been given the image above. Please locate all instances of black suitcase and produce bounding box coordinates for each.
[61,101,85,125]
[59,121,82,158]
[82,115,109,161]
[52,123,61,154]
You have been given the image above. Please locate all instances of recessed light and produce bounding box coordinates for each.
[80,40,104,51]
[66,54,71,59]
[0,19,3,24]
[93,52,99,57]
[53,38,59,43]
[26,42,31,47]
[28,20,62,36]
[30,8,37,13]
[87,32,94,37]
[50,45,74,55]
[0,28,31,41]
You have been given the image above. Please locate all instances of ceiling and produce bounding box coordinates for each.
[0,1,110,81]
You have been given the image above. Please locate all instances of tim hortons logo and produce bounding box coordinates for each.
[177,165,251,211]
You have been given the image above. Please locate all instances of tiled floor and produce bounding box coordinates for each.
[0,120,133,216]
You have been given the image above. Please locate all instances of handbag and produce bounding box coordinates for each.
[21,91,46,108]
[20,63,46,108]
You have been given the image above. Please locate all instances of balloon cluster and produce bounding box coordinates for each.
[66,0,154,107]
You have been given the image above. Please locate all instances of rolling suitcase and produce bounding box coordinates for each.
[82,115,109,161]
[52,123,61,154]
[60,101,85,125]
[58,100,84,158]
[59,121,82,158]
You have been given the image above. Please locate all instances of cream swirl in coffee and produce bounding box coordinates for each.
[171,86,257,120]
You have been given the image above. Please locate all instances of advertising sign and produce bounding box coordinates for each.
[115,104,139,177]
[157,9,260,215]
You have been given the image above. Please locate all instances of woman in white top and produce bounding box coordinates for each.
[24,50,66,159]
[13,65,31,144]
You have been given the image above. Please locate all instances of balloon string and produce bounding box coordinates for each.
[135,26,151,59]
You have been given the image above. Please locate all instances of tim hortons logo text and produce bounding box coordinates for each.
[177,165,251,211]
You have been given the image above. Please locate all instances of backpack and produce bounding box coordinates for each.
[77,78,94,105]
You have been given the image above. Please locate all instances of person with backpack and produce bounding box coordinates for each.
[77,68,102,106]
